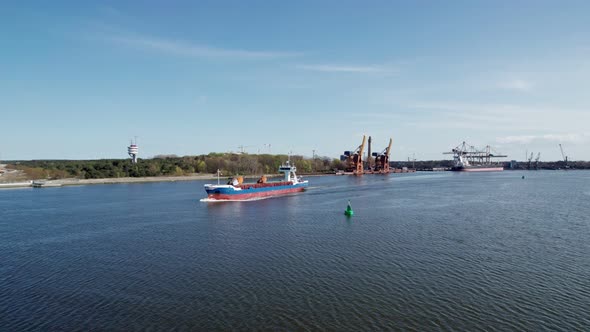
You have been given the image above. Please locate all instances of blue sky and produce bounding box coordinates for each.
[2,1,590,161]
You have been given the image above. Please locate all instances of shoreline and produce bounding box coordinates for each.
[0,173,334,188]
[0,174,220,188]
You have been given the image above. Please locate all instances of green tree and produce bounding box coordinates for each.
[196,160,207,173]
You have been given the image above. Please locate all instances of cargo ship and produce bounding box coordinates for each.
[204,161,308,200]
[445,141,507,172]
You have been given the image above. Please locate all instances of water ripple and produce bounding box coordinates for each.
[1,172,589,330]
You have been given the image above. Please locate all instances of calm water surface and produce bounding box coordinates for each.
[1,171,589,331]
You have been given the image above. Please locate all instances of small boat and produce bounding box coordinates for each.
[32,181,62,188]
[204,160,308,201]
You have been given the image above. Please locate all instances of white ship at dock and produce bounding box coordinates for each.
[445,142,507,172]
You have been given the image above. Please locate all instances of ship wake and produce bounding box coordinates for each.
[200,196,276,203]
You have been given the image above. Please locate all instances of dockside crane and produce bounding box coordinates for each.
[559,144,569,169]
[534,152,541,170]
[373,138,393,173]
[408,153,416,170]
[237,145,254,154]
[366,136,372,171]
[443,141,507,168]
[343,135,366,175]
[527,152,534,170]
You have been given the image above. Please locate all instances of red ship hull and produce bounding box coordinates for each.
[453,166,504,172]
[205,180,308,201]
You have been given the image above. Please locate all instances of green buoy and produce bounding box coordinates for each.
[344,200,354,216]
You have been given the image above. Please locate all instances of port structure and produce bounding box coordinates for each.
[444,141,507,166]
[237,145,254,154]
[526,152,542,170]
[527,152,534,169]
[128,138,138,164]
[559,144,569,169]
[366,136,372,171]
[372,138,393,173]
[340,136,406,175]
[342,135,366,175]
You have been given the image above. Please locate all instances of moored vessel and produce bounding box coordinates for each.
[204,160,308,200]
[445,141,507,172]
[32,181,63,188]
[452,164,504,172]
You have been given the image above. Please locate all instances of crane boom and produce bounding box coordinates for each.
[385,138,393,157]
[559,144,567,161]
[358,135,367,157]
[353,135,366,175]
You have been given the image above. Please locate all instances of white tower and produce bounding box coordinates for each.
[128,138,138,163]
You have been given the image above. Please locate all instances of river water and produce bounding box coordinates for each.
[1,171,589,331]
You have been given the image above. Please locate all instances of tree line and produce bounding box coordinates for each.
[9,154,590,180]
[9,153,346,180]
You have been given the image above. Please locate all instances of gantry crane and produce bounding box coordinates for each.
[444,141,507,165]
[343,135,366,175]
[559,144,570,169]
[237,145,254,154]
[534,152,541,170]
[527,152,534,170]
[373,138,393,173]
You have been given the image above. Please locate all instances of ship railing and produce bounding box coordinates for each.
[236,181,293,189]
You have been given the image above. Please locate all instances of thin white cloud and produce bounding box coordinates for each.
[495,135,537,144]
[496,133,590,145]
[296,64,395,74]
[498,79,534,92]
[410,101,531,114]
[408,101,590,120]
[402,101,590,133]
[109,34,301,59]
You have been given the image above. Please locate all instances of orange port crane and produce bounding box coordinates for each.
[343,135,366,175]
[373,138,393,173]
